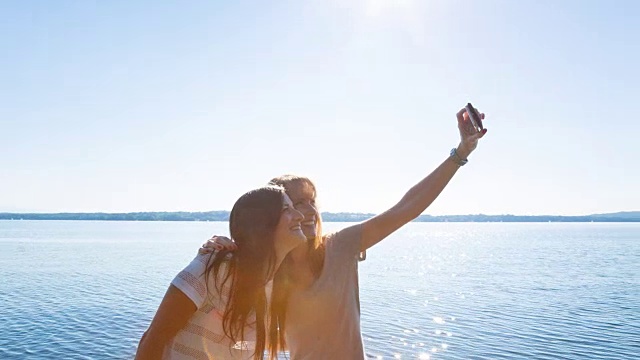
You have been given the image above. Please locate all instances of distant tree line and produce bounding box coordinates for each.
[0,211,230,221]
[0,211,638,222]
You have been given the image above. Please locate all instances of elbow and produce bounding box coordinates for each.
[407,200,434,221]
[135,329,169,360]
[400,203,425,223]
[409,208,423,221]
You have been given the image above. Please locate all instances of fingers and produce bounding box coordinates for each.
[211,240,223,251]
[198,235,238,256]
[457,108,470,133]
[458,105,488,146]
[209,235,237,251]
[198,242,214,255]
[478,111,486,134]
[457,105,487,144]
[464,115,477,135]
[216,237,236,249]
[471,128,488,141]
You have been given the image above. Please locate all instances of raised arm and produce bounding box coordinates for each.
[135,285,197,360]
[360,106,487,251]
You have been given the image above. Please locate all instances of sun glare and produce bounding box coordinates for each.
[363,0,418,17]
[348,0,429,46]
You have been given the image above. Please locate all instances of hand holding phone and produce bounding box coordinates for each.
[465,103,483,132]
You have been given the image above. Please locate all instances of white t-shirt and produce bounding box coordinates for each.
[163,254,256,360]
[284,225,365,359]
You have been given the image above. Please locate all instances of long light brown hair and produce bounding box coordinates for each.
[266,175,325,358]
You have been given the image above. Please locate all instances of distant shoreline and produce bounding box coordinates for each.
[1,211,638,222]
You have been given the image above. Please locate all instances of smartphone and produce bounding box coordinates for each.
[465,103,483,132]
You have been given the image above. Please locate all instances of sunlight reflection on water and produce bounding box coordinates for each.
[1,221,639,359]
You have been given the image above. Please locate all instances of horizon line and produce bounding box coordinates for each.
[0,210,638,218]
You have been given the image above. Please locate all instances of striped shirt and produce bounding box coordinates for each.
[164,254,257,360]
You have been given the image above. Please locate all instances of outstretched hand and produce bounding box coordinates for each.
[456,106,488,159]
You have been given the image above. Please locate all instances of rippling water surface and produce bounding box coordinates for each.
[1,221,638,359]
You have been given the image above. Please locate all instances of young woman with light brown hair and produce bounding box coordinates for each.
[207,105,488,359]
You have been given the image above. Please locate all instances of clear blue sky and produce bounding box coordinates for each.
[1,0,638,216]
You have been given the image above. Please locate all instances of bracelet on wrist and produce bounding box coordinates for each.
[449,148,468,166]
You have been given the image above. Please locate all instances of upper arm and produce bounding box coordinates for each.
[135,285,197,359]
[360,203,412,251]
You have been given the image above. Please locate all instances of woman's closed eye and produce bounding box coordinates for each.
[295,199,316,208]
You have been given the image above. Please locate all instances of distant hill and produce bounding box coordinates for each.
[588,211,640,219]
[0,211,638,222]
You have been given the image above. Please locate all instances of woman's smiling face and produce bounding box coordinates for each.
[284,180,319,240]
[273,193,306,254]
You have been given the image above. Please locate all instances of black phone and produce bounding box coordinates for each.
[465,103,483,132]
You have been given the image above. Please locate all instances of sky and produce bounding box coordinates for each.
[1,0,639,216]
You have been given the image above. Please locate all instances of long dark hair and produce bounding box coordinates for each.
[266,175,325,358]
[204,185,285,360]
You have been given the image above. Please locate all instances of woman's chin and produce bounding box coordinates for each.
[301,226,316,239]
[295,231,307,243]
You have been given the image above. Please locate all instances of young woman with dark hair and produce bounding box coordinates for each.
[136,185,306,360]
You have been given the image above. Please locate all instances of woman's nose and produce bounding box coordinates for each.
[293,208,304,222]
[297,202,316,215]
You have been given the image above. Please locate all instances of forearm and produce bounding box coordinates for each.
[135,332,168,360]
[135,285,197,360]
[397,108,483,220]
[396,151,462,221]
[360,149,465,251]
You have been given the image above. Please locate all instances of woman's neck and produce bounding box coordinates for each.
[284,243,316,289]
[288,242,310,265]
[270,242,306,280]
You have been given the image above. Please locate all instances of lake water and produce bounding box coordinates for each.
[1,221,638,359]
